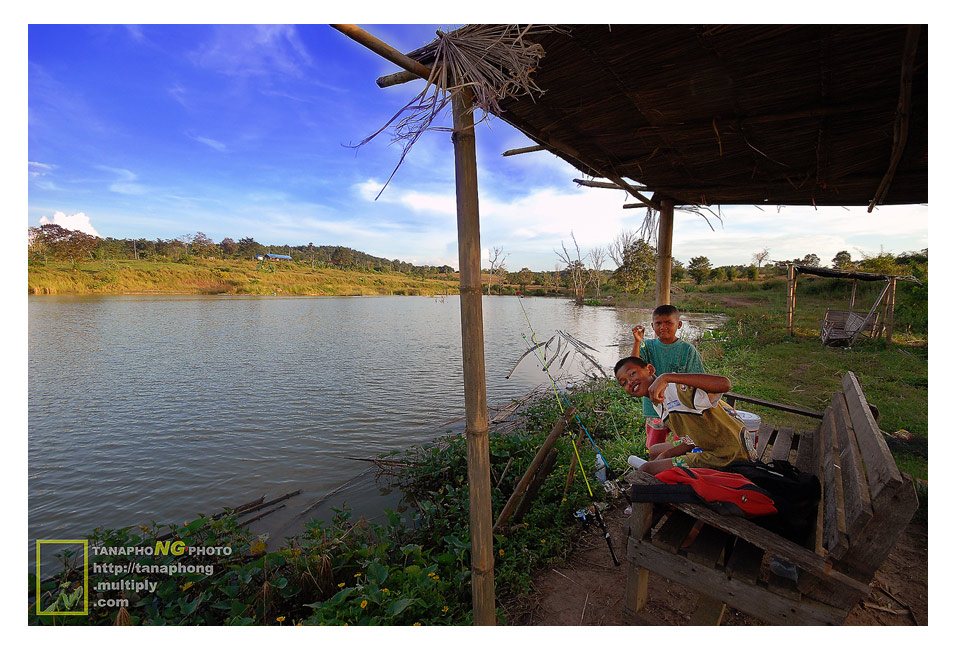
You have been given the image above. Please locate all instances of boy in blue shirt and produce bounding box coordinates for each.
[631,305,705,453]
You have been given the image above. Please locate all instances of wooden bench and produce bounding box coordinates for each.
[820,309,879,347]
[623,371,919,625]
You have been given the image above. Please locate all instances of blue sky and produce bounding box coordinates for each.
[25,20,930,272]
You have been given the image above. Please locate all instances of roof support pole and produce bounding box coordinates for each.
[452,87,496,626]
[786,264,796,337]
[884,277,897,345]
[655,199,674,307]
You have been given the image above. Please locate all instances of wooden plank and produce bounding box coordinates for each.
[725,540,765,585]
[685,524,729,568]
[837,476,919,583]
[793,429,816,473]
[625,502,656,612]
[842,372,902,505]
[627,541,849,625]
[819,409,850,559]
[830,392,874,541]
[770,426,795,462]
[690,597,727,625]
[768,572,803,601]
[627,469,870,607]
[754,423,775,462]
[724,393,825,419]
[652,510,697,554]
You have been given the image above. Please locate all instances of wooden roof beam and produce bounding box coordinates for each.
[868,25,922,212]
[331,25,433,82]
[377,69,419,88]
[502,145,546,156]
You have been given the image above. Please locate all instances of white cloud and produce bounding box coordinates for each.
[38,211,101,237]
[29,161,54,177]
[193,135,227,152]
[96,165,149,195]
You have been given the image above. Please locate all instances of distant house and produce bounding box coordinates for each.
[256,254,293,261]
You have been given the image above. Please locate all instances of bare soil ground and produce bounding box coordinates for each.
[508,503,927,626]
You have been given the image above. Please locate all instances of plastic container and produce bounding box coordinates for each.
[735,409,762,447]
[627,455,647,469]
[595,454,606,482]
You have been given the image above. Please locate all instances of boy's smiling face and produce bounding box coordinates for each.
[652,312,682,344]
[615,360,656,398]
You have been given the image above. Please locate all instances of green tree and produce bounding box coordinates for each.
[671,259,686,281]
[237,237,265,258]
[832,250,853,270]
[799,253,821,267]
[688,255,712,284]
[747,264,759,280]
[220,238,238,257]
[516,267,534,293]
[612,239,656,294]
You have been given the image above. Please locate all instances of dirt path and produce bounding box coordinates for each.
[509,502,927,626]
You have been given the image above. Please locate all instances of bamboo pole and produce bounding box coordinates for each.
[452,86,496,626]
[849,279,857,312]
[786,264,796,336]
[563,429,587,496]
[330,25,432,82]
[502,144,546,157]
[883,277,897,344]
[494,407,576,531]
[655,199,675,307]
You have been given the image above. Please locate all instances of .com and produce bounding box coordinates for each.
[94,598,129,608]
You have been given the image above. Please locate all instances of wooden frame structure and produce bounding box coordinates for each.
[785,264,913,345]
[331,24,927,625]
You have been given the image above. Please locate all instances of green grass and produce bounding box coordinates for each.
[28,259,459,297]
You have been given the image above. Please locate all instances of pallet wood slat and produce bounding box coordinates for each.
[818,408,849,559]
[685,524,729,568]
[652,510,698,553]
[770,426,795,462]
[793,429,816,473]
[725,540,765,584]
[754,423,776,462]
[830,391,874,539]
[842,373,902,503]
[626,541,848,625]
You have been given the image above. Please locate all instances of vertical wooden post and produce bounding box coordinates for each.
[884,277,897,344]
[849,279,857,312]
[655,199,674,307]
[786,265,795,336]
[451,87,496,626]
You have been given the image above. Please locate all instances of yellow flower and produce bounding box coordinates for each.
[360,600,368,609]
[498,549,504,557]
[381,588,389,594]
[354,572,362,578]
[180,581,193,591]
[276,616,286,623]
[541,539,546,543]
[442,606,449,613]
[338,582,345,588]
[414,622,421,626]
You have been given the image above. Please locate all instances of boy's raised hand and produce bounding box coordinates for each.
[631,325,645,357]
[647,374,668,403]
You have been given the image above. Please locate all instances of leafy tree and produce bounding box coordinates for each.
[832,250,853,270]
[671,259,686,282]
[237,237,265,258]
[190,232,219,258]
[516,267,534,292]
[612,239,656,294]
[220,238,238,257]
[799,253,821,267]
[30,224,99,267]
[688,255,712,284]
[747,264,759,280]
[724,266,739,281]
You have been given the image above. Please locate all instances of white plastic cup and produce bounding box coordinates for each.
[627,455,647,469]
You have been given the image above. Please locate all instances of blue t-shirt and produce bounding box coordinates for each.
[638,338,705,418]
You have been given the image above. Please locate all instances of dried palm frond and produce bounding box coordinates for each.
[353,24,570,198]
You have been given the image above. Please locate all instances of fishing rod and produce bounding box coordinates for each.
[514,294,621,566]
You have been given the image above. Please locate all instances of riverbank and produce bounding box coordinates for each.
[27,259,459,296]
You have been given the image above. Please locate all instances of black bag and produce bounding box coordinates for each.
[724,459,821,545]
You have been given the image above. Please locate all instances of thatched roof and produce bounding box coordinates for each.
[409,24,928,209]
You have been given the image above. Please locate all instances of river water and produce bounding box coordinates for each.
[28,294,723,572]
